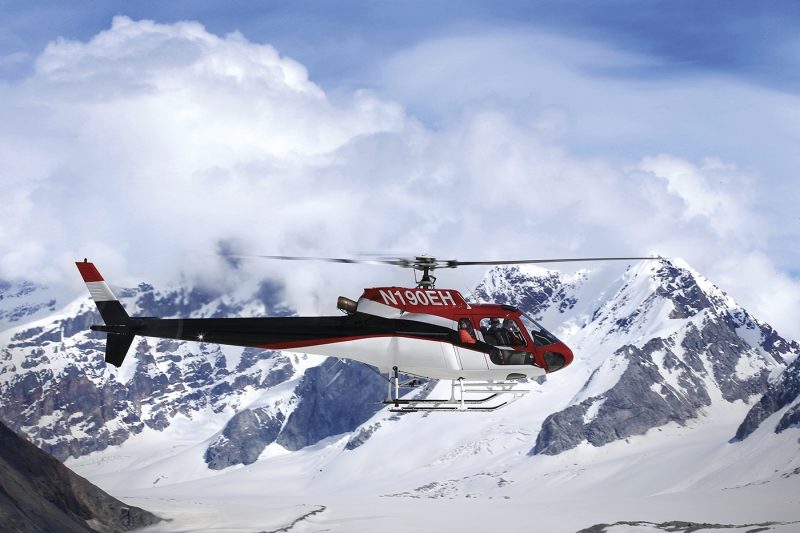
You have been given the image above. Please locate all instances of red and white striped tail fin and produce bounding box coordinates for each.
[76,260,116,301]
[76,259,134,367]
[75,260,129,325]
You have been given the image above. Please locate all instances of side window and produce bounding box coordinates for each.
[479,317,524,347]
[457,318,477,344]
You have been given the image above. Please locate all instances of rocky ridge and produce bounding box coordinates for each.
[0,419,160,532]
[734,353,800,441]
[475,259,797,455]
[0,280,385,468]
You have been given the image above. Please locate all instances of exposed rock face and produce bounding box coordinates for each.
[472,260,795,457]
[345,422,384,451]
[474,266,583,316]
[205,408,285,470]
[276,358,387,451]
[0,419,160,532]
[534,339,710,455]
[204,355,389,467]
[734,355,800,441]
[775,403,800,433]
[0,281,296,461]
[681,318,770,403]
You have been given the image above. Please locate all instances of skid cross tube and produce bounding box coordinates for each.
[383,372,531,412]
[393,403,510,413]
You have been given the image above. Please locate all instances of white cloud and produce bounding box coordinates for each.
[637,154,757,239]
[1,17,798,339]
[0,17,406,292]
[710,252,800,338]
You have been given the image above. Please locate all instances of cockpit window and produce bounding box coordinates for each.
[519,313,560,347]
[479,317,527,347]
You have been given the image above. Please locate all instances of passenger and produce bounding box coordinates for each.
[458,319,476,344]
[503,318,525,346]
[488,317,512,346]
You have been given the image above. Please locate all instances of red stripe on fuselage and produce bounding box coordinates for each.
[76,262,104,282]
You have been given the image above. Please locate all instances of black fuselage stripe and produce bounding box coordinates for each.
[117,313,495,353]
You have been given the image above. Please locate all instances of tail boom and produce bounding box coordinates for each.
[76,261,457,370]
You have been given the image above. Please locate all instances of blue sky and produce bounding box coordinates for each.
[1,1,799,335]
[4,2,799,172]
[3,1,799,89]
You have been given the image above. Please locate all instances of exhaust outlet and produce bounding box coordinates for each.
[337,296,358,314]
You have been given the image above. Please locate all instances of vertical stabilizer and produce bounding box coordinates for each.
[76,260,133,367]
[75,260,129,324]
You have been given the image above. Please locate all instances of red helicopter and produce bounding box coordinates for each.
[77,255,655,411]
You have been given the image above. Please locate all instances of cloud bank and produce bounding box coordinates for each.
[1,17,798,338]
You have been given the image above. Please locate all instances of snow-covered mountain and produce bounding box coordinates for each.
[473,259,790,456]
[1,258,799,532]
[0,279,57,331]
[0,281,386,463]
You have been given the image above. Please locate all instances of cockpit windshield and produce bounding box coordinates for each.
[519,313,560,347]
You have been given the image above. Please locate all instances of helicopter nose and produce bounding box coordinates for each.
[543,342,574,373]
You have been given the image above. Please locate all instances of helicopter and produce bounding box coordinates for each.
[77,254,656,412]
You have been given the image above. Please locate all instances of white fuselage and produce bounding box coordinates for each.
[283,336,543,380]
[283,298,546,381]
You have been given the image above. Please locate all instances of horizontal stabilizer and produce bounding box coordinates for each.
[105,333,135,367]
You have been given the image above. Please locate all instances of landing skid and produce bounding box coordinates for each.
[384,367,530,412]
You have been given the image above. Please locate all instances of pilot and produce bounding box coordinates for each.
[488,317,512,346]
[458,319,476,344]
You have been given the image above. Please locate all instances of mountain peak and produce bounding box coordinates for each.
[470,258,796,455]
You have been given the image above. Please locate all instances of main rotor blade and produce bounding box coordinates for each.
[219,253,662,270]
[218,253,411,266]
[449,256,661,267]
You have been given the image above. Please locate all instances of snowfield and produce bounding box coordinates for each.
[67,374,800,532]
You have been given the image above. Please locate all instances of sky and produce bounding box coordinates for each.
[1,1,799,337]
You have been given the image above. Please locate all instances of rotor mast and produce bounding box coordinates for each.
[414,255,437,289]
